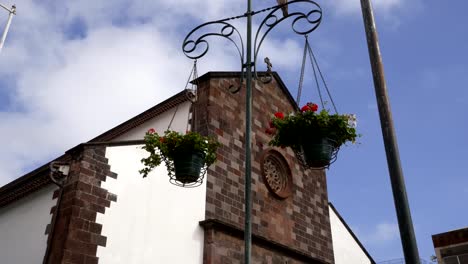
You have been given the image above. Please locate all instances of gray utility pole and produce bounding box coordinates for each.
[0,3,16,53]
[359,1,421,263]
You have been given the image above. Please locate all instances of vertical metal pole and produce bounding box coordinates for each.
[0,4,16,53]
[244,0,253,263]
[359,1,421,263]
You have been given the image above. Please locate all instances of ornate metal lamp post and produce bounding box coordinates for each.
[182,0,421,263]
[182,1,322,263]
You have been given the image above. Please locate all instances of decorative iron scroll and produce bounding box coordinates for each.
[182,20,245,89]
[253,0,322,83]
[182,0,322,88]
[182,20,245,62]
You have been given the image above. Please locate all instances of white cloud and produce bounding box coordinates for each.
[0,0,243,186]
[327,0,403,15]
[373,222,399,241]
[324,0,423,28]
[361,222,400,244]
[257,38,303,70]
[0,25,199,184]
[0,0,417,186]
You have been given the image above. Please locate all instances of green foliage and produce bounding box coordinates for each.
[140,130,220,178]
[268,108,359,150]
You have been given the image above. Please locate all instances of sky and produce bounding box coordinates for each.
[0,0,467,262]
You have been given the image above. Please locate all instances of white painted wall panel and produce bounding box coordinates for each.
[0,184,57,264]
[330,206,372,264]
[97,145,206,264]
[113,101,191,141]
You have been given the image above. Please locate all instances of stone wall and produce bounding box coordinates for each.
[194,72,334,264]
[45,146,117,264]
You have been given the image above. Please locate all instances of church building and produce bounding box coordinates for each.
[0,72,374,264]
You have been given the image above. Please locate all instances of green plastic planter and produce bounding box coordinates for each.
[302,138,335,168]
[173,151,205,184]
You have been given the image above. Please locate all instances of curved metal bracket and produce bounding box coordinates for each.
[253,0,322,83]
[182,20,245,93]
[181,0,322,90]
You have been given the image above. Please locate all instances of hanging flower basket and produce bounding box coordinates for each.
[267,103,358,169]
[140,129,220,187]
[301,137,336,168]
[172,150,206,184]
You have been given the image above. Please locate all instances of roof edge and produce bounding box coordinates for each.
[0,155,69,208]
[329,202,377,264]
[432,226,468,248]
[0,154,67,194]
[0,90,189,207]
[90,89,189,142]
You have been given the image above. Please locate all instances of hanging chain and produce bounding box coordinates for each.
[307,45,338,113]
[167,105,179,131]
[167,60,199,131]
[296,35,338,114]
[185,60,198,93]
[296,35,308,106]
[187,60,199,132]
[307,41,325,109]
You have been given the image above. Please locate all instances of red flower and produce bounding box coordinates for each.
[310,103,318,112]
[159,137,165,143]
[147,128,156,134]
[302,102,319,112]
[301,105,311,112]
[274,112,284,119]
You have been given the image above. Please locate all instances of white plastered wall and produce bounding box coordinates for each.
[0,184,57,264]
[330,205,373,264]
[97,102,206,264]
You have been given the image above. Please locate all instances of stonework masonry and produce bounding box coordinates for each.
[193,72,334,264]
[45,146,117,264]
[36,72,332,264]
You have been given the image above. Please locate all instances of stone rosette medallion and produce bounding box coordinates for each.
[260,150,292,199]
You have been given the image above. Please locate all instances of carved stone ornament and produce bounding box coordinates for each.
[261,150,292,199]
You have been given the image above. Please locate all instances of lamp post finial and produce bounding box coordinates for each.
[277,0,288,16]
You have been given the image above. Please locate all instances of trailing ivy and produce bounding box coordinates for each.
[140,129,220,178]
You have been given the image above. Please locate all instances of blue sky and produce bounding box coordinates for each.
[1,0,467,262]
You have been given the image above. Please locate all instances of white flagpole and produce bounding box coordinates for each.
[0,4,16,54]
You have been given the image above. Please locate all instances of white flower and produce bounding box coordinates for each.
[346,114,357,128]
